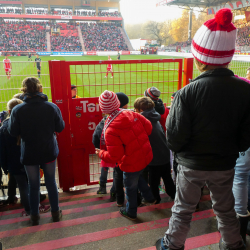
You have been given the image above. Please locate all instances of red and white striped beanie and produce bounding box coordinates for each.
[99,90,120,114]
[191,8,236,66]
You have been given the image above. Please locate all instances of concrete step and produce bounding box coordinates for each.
[119,27,133,51]
[46,32,51,52]
[0,186,247,250]
[77,26,86,52]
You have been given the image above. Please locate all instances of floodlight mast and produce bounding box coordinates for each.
[188,9,192,41]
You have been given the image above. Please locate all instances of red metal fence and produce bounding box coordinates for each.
[49,58,184,191]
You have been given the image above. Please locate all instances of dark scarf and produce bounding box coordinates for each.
[22,92,48,102]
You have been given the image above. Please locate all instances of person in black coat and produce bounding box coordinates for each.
[0,98,30,215]
[144,87,165,115]
[134,97,175,203]
[157,9,249,250]
[8,77,65,226]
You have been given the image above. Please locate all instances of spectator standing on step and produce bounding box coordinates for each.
[8,77,65,226]
[134,97,176,204]
[156,8,250,250]
[96,90,155,220]
[93,92,129,203]
[0,98,51,217]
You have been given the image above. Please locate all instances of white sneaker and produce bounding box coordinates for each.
[104,76,107,78]
[111,76,113,78]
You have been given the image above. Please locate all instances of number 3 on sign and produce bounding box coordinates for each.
[88,122,96,130]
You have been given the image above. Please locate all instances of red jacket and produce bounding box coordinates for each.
[99,110,153,172]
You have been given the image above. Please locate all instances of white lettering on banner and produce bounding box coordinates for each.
[88,122,96,130]
[61,15,72,19]
[80,101,100,113]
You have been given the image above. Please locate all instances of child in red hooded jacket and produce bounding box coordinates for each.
[95,90,155,220]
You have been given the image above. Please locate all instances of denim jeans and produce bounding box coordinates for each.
[14,174,30,214]
[123,169,154,217]
[232,148,250,216]
[164,165,242,249]
[100,167,115,193]
[25,161,59,215]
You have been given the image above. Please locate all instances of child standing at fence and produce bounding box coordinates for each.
[92,92,129,202]
[96,90,155,220]
[134,97,176,203]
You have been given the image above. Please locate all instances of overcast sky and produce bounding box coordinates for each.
[120,0,183,24]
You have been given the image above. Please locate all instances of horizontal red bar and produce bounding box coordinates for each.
[64,59,183,66]
[0,14,122,21]
[0,201,175,239]
[0,195,110,216]
[7,209,215,250]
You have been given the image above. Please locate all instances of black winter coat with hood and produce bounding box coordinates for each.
[8,92,65,165]
[166,68,250,171]
[141,108,170,166]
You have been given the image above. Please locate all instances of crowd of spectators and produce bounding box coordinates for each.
[51,35,81,51]
[0,6,121,17]
[51,9,72,16]
[81,22,128,51]
[26,8,48,15]
[0,7,22,14]
[98,11,121,17]
[234,21,250,47]
[73,10,121,17]
[74,10,96,16]
[0,20,47,51]
[50,22,81,52]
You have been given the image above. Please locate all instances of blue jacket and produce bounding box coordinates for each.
[0,118,25,175]
[8,93,65,165]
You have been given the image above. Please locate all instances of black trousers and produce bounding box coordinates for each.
[8,173,17,202]
[149,163,176,203]
[114,167,124,203]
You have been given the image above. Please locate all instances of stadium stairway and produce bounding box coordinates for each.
[77,26,86,52]
[46,32,51,52]
[0,185,250,250]
[119,27,134,51]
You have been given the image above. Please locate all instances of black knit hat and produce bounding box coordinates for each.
[71,85,77,90]
[116,92,129,108]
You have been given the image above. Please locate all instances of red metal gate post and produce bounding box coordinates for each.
[49,60,74,192]
[49,58,184,190]
[183,58,194,87]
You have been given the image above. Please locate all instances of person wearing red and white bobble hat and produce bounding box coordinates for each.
[156,8,250,250]
[96,90,155,220]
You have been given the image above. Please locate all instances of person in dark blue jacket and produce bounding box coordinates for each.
[8,77,65,226]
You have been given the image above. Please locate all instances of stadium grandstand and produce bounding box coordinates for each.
[1,1,250,250]
[158,0,250,54]
[0,0,133,55]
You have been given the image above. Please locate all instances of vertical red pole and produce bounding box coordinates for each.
[177,59,183,90]
[49,60,74,192]
[183,58,194,87]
